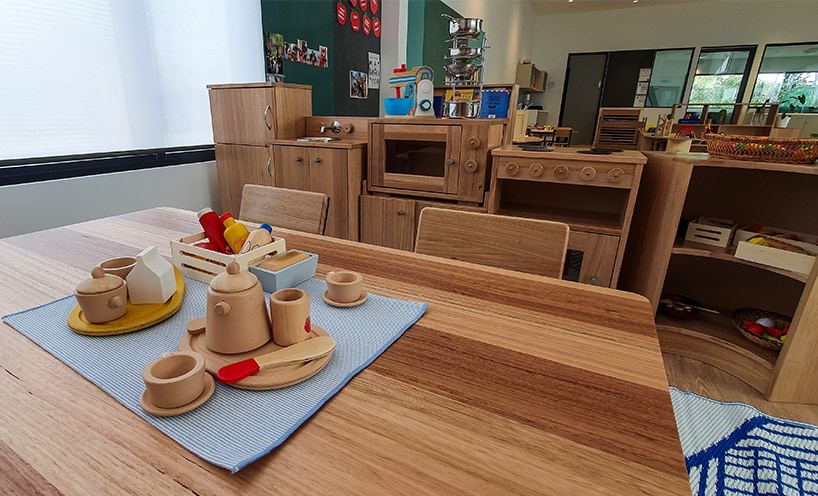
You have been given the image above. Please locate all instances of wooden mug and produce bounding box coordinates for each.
[99,256,137,279]
[142,352,206,409]
[269,288,312,346]
[326,271,363,303]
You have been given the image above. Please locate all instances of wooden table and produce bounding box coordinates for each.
[0,208,689,495]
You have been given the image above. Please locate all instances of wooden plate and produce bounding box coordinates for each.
[323,290,368,308]
[68,267,186,336]
[178,325,332,390]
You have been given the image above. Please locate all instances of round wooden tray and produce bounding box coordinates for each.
[68,267,186,336]
[179,324,332,390]
[732,308,790,350]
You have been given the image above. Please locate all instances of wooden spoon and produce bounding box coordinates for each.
[216,336,336,384]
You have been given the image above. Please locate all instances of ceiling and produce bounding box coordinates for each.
[528,0,706,16]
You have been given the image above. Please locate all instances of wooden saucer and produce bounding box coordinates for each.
[323,291,368,308]
[68,267,186,336]
[179,325,332,390]
[140,373,215,417]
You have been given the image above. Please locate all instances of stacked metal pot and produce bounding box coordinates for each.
[442,14,487,119]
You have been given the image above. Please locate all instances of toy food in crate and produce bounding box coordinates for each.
[170,208,286,283]
[684,216,737,248]
[733,225,818,276]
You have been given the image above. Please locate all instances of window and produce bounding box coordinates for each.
[751,42,818,113]
[0,0,264,161]
[689,47,756,104]
[646,48,694,107]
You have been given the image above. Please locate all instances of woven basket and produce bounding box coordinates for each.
[705,134,818,164]
[732,308,791,350]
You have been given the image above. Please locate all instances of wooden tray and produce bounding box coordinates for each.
[68,267,186,336]
[178,324,332,390]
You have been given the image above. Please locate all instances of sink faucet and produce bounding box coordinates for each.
[320,120,342,134]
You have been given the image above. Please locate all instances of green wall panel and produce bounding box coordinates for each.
[407,0,461,86]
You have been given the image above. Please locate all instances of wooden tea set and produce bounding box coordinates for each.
[69,210,369,417]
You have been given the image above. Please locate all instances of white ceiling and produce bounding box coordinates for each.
[528,0,706,16]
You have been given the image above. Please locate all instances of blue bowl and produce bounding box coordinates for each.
[384,98,413,116]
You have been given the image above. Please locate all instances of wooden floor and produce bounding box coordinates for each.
[663,354,818,425]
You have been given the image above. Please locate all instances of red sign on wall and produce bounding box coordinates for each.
[350,0,358,7]
[336,2,347,25]
[362,15,371,35]
[372,17,381,37]
[360,0,368,12]
[350,10,360,32]
[371,0,379,15]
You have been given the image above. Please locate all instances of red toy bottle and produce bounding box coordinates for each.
[197,207,231,254]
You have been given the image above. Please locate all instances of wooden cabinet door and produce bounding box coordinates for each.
[215,144,273,215]
[209,88,273,145]
[272,145,310,191]
[309,148,348,239]
[360,196,416,251]
[565,231,620,287]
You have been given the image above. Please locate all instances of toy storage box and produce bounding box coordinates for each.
[249,251,318,293]
[170,232,287,283]
[732,226,818,276]
[684,217,737,248]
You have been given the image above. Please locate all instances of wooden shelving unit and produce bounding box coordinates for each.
[619,152,818,404]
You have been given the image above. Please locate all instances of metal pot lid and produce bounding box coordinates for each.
[76,267,124,295]
[210,261,258,293]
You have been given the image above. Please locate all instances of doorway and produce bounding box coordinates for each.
[559,53,608,145]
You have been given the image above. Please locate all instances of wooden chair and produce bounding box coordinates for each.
[593,108,643,150]
[414,208,570,278]
[239,184,329,235]
[551,127,573,147]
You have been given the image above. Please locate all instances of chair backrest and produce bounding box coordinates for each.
[414,208,570,278]
[239,184,329,235]
[553,127,573,146]
[593,108,643,150]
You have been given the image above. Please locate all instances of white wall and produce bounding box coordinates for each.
[442,0,538,84]
[0,162,218,239]
[529,0,818,125]
[380,0,409,116]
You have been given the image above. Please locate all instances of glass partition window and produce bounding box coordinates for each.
[646,49,694,107]
[689,47,755,104]
[751,43,818,113]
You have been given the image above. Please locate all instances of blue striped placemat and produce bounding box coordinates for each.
[2,278,427,472]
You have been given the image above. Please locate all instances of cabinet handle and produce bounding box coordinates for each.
[397,210,406,216]
[314,157,322,164]
[263,105,272,130]
[266,156,272,176]
[295,156,303,163]
[590,277,600,286]
[446,158,456,166]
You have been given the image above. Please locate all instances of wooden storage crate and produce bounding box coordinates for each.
[735,236,818,276]
[170,232,287,283]
[684,217,737,248]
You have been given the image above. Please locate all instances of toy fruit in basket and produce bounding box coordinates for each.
[736,309,791,348]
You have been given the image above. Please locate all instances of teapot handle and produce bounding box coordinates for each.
[214,301,231,316]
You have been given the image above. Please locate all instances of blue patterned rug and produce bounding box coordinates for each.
[671,387,818,495]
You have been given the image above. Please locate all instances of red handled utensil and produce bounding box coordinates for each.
[216,336,336,384]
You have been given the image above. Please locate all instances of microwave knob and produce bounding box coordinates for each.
[553,164,569,179]
[463,160,478,173]
[580,166,597,181]
[608,168,624,183]
[466,136,481,149]
[529,163,544,178]
[505,162,520,176]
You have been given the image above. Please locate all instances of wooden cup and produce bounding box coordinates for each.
[99,256,137,279]
[269,288,312,347]
[326,271,363,303]
[142,352,206,409]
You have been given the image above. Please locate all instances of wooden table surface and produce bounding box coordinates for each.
[0,208,689,495]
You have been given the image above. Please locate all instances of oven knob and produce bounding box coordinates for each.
[464,160,479,173]
[505,162,520,176]
[529,163,544,178]
[608,167,624,183]
[580,166,597,181]
[553,164,569,179]
[466,136,481,149]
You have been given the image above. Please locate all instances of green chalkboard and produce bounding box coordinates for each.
[407,0,461,86]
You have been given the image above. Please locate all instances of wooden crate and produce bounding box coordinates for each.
[684,217,737,248]
[170,232,287,283]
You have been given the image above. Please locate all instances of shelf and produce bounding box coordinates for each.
[496,204,622,236]
[656,311,778,393]
[519,87,544,93]
[672,239,808,283]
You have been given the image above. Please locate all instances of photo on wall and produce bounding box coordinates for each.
[264,32,285,82]
[319,46,328,68]
[297,39,308,63]
[306,48,320,66]
[350,70,368,99]
[368,52,380,89]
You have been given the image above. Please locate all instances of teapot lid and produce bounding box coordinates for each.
[210,262,258,293]
[76,267,124,295]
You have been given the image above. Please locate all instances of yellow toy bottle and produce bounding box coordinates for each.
[221,214,250,254]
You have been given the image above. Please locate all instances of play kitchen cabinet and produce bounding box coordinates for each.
[271,143,363,241]
[215,144,274,218]
[487,146,646,287]
[368,118,504,203]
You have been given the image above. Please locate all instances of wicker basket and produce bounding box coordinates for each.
[705,134,818,164]
[732,308,791,350]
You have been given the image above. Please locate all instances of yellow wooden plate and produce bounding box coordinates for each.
[68,267,186,336]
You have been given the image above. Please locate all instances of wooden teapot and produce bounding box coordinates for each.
[205,262,272,354]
